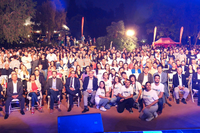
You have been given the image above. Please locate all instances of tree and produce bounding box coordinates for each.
[0,0,36,44]
[33,0,67,43]
[97,20,138,51]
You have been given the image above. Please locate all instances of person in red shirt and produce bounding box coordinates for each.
[27,74,42,114]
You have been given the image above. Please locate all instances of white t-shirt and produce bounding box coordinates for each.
[120,85,133,98]
[142,75,148,86]
[95,88,106,105]
[132,81,142,95]
[102,79,112,92]
[112,83,122,96]
[151,83,164,96]
[142,89,159,106]
[46,53,57,62]
[21,56,32,69]
[95,69,106,84]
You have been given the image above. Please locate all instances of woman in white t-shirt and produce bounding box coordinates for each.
[101,72,112,97]
[95,81,111,111]
[140,82,158,122]
[110,76,122,106]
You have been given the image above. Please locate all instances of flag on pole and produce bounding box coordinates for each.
[81,17,84,37]
[179,27,184,44]
[152,26,157,47]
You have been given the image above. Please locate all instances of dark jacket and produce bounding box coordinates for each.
[7,81,23,97]
[137,73,153,85]
[83,76,98,91]
[173,73,187,88]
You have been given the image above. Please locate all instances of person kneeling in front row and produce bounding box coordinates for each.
[117,79,134,114]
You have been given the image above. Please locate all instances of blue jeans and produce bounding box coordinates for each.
[110,96,120,106]
[98,98,110,109]
[43,69,48,80]
[48,89,59,109]
[157,98,163,113]
[29,92,39,107]
[27,68,31,76]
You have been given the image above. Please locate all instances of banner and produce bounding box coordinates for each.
[179,27,184,43]
[81,17,84,37]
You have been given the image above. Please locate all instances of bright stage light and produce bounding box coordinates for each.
[126,30,135,36]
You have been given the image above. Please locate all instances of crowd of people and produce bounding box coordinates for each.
[0,44,199,122]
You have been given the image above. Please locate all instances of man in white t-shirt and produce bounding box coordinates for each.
[117,79,134,113]
[151,74,164,115]
[46,49,57,63]
[21,51,32,75]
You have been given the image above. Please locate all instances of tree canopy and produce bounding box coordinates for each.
[97,20,138,51]
[0,0,36,44]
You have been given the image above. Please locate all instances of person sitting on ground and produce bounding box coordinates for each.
[27,74,43,114]
[129,74,143,112]
[95,81,110,111]
[110,76,122,106]
[139,82,158,122]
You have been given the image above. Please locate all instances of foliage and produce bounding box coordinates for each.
[33,0,67,42]
[97,20,138,51]
[0,0,36,44]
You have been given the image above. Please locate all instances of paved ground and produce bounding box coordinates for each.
[0,97,200,133]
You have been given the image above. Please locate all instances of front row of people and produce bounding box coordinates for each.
[2,66,195,122]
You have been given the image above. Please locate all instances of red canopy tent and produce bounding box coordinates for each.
[153,37,180,48]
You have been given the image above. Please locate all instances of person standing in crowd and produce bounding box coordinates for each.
[140,82,158,121]
[39,54,49,80]
[65,71,80,112]
[22,51,32,75]
[46,49,57,63]
[4,73,25,119]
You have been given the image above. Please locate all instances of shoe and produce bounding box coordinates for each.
[82,107,89,113]
[129,108,133,114]
[181,98,187,104]
[31,109,34,115]
[96,105,99,109]
[67,106,72,112]
[157,111,162,115]
[154,112,158,118]
[146,116,154,121]
[38,106,43,112]
[50,109,53,114]
[176,99,180,104]
[89,102,94,108]
[138,107,142,112]
[100,107,107,112]
[20,110,25,115]
[4,114,9,119]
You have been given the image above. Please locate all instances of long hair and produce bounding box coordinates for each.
[113,76,121,86]
[99,81,106,92]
